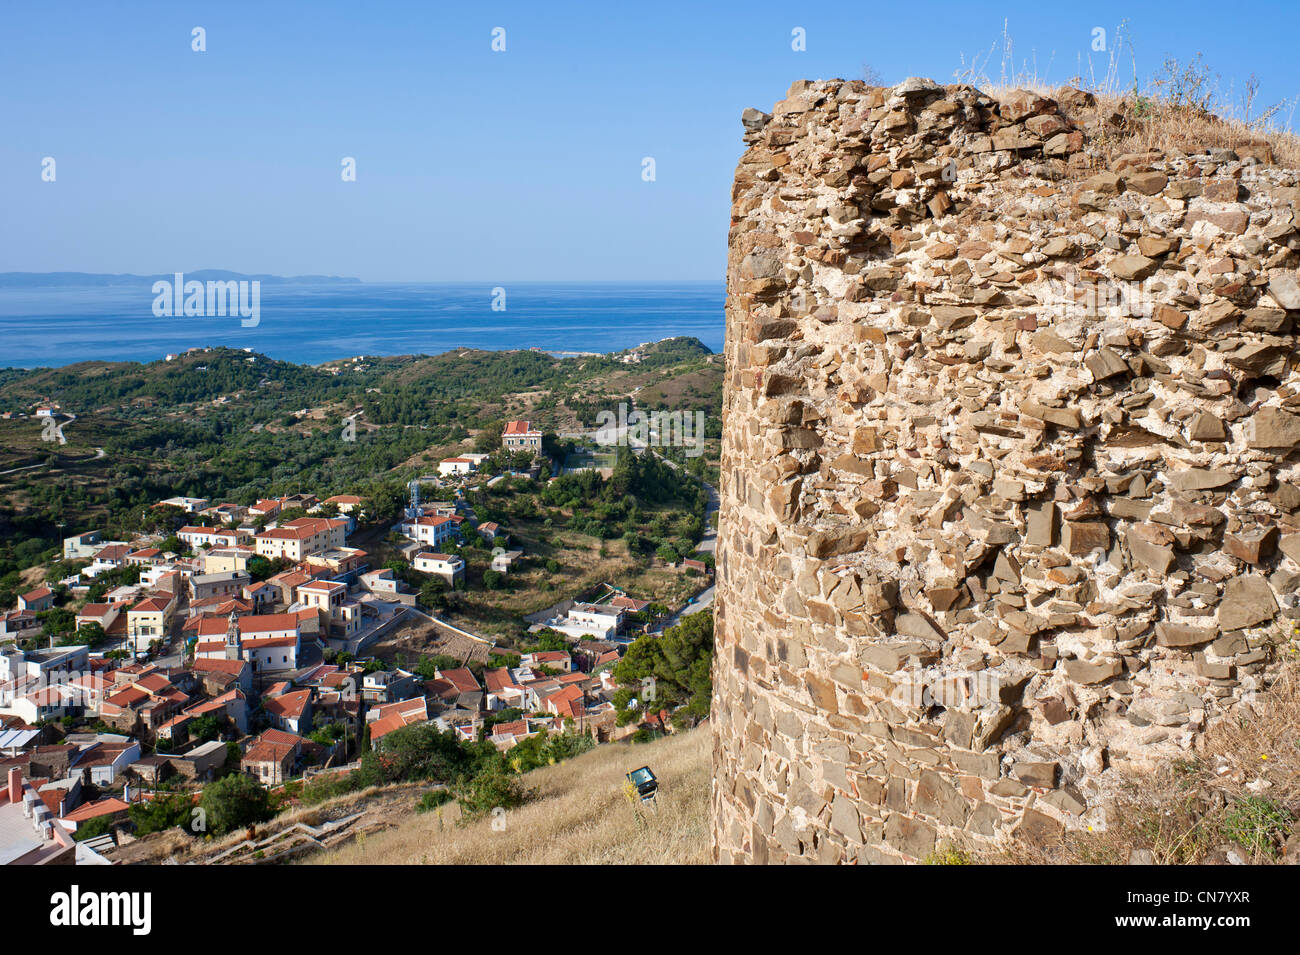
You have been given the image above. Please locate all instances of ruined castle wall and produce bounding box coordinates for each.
[711,77,1300,863]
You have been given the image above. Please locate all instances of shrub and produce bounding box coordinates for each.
[129,792,195,836]
[72,814,115,842]
[416,789,453,813]
[199,773,274,835]
[1220,797,1295,859]
[452,766,535,822]
[923,844,974,865]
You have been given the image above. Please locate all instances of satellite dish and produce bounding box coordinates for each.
[492,546,506,556]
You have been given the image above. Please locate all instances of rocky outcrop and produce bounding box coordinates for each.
[712,77,1300,863]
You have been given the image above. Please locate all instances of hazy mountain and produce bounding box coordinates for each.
[0,271,362,288]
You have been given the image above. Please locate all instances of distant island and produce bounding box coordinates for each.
[0,271,362,288]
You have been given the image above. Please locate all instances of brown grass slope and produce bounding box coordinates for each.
[306,725,710,865]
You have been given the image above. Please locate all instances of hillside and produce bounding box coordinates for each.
[0,338,721,618]
[307,725,710,865]
[0,340,720,518]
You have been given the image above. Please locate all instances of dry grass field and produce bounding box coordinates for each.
[306,724,711,866]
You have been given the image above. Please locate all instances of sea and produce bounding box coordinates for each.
[0,281,725,369]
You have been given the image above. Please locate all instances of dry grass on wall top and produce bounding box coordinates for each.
[996,645,1300,866]
[948,20,1300,168]
[306,724,711,865]
[1023,86,1300,174]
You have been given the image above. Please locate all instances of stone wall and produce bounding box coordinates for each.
[712,77,1300,863]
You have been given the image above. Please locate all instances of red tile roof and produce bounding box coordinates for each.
[260,728,301,746]
[409,515,453,528]
[178,525,234,537]
[130,595,172,613]
[299,579,346,593]
[61,797,130,823]
[105,686,149,708]
[184,690,239,717]
[484,668,519,693]
[190,657,249,676]
[490,719,530,740]
[263,689,311,720]
[543,685,585,718]
[425,678,457,700]
[77,603,116,618]
[610,595,650,611]
[369,699,428,742]
[415,551,457,562]
[135,673,172,693]
[256,517,346,541]
[195,613,301,637]
[528,650,570,664]
[38,788,64,816]
[156,712,193,732]
[438,668,480,694]
[242,739,297,766]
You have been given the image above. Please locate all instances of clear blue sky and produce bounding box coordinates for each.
[2,0,1297,281]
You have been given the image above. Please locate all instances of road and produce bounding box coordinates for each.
[574,426,722,628]
[0,445,105,476]
[696,481,718,555]
[658,583,715,632]
[0,461,48,476]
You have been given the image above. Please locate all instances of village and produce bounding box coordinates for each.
[0,419,715,865]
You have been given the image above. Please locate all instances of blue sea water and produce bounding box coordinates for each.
[0,281,725,368]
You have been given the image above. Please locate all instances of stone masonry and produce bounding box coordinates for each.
[712,77,1300,863]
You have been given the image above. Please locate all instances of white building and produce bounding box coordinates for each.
[564,603,625,639]
[157,496,210,513]
[177,526,247,550]
[62,531,103,561]
[194,613,304,674]
[437,457,475,477]
[254,517,348,562]
[396,514,457,549]
[412,552,465,585]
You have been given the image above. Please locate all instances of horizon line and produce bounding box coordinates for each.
[0,271,724,284]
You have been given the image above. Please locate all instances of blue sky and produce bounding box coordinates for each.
[2,0,1297,281]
